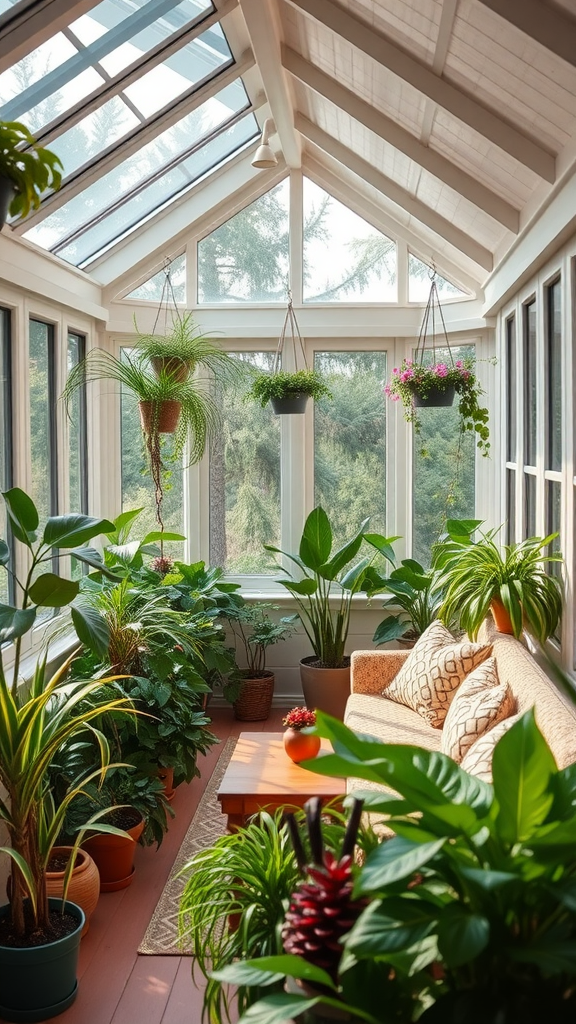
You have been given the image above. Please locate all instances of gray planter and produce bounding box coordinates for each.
[270,393,309,415]
[299,657,351,720]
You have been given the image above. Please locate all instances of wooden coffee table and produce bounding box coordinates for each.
[217,732,344,830]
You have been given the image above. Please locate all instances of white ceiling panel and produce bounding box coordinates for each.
[444,0,576,153]
[415,167,510,251]
[339,0,442,65]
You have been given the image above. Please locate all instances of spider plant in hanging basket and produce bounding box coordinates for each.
[247,369,332,414]
[133,311,240,385]
[384,356,490,456]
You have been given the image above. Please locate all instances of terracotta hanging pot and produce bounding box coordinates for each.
[82,810,144,892]
[413,384,455,408]
[139,399,181,434]
[283,728,321,763]
[490,597,515,635]
[45,847,100,937]
[150,356,191,383]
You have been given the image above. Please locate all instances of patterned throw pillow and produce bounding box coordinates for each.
[460,713,522,782]
[441,658,516,763]
[385,620,492,729]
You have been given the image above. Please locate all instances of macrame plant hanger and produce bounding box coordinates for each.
[273,290,307,375]
[413,265,456,407]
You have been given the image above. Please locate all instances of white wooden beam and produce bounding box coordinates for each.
[0,0,97,73]
[238,0,301,168]
[476,0,576,69]
[296,114,493,271]
[286,0,556,183]
[283,46,519,233]
[420,0,458,144]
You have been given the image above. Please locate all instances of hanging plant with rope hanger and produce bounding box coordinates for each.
[383,268,490,456]
[61,258,247,542]
[246,292,332,413]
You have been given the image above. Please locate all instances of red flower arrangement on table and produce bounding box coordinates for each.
[282,707,320,763]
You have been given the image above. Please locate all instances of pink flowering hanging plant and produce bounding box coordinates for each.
[384,356,490,456]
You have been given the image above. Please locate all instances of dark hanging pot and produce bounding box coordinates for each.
[271,393,309,415]
[0,898,85,1022]
[413,384,455,408]
[0,176,15,231]
[138,399,181,434]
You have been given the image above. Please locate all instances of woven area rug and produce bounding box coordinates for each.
[138,737,235,955]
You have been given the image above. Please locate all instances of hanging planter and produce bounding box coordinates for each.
[383,271,490,455]
[246,294,331,414]
[138,398,182,434]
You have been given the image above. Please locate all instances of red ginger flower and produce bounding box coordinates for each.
[282,706,316,730]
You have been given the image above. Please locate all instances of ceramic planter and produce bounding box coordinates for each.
[82,812,144,892]
[45,847,100,937]
[283,727,321,763]
[150,356,191,383]
[270,393,309,415]
[233,671,274,721]
[412,384,455,408]
[490,597,515,634]
[0,898,84,1022]
[299,658,351,720]
[138,399,181,434]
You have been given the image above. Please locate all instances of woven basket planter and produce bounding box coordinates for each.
[234,672,274,721]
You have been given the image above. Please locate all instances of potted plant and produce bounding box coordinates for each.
[247,368,332,414]
[435,518,563,641]
[0,120,63,228]
[384,356,490,456]
[224,603,296,721]
[372,557,444,646]
[133,310,237,384]
[265,506,395,718]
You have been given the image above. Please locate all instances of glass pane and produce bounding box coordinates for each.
[546,479,562,577]
[0,308,12,605]
[29,320,56,526]
[51,97,141,178]
[408,254,466,302]
[524,473,536,538]
[412,344,476,567]
[547,278,562,472]
[128,254,186,302]
[506,315,516,462]
[524,301,537,466]
[303,179,396,302]
[314,351,387,550]
[0,0,214,130]
[67,333,88,514]
[209,353,280,573]
[198,180,289,303]
[506,468,516,546]
[120,354,184,555]
[25,105,257,264]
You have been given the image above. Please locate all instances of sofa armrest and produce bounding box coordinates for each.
[350,650,410,695]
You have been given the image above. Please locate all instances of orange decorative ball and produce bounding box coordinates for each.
[283,727,321,763]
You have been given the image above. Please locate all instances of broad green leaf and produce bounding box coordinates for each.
[0,539,9,565]
[28,573,80,607]
[445,519,481,541]
[236,994,320,1024]
[141,531,186,545]
[2,487,38,544]
[214,955,335,989]
[71,547,120,580]
[357,837,446,893]
[105,541,141,564]
[321,520,369,580]
[459,867,519,892]
[42,514,115,548]
[71,603,110,658]
[345,897,438,955]
[299,507,332,570]
[363,533,398,565]
[373,616,409,645]
[492,709,556,843]
[437,903,490,967]
[279,578,317,597]
[0,604,36,642]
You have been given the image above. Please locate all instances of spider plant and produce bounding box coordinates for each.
[133,311,239,381]
[435,519,563,642]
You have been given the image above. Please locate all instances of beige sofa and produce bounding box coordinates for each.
[345,619,576,780]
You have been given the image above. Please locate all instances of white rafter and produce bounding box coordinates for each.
[283,46,519,233]
[238,0,301,167]
[286,0,557,183]
[296,114,493,271]
[476,0,576,69]
[419,0,458,145]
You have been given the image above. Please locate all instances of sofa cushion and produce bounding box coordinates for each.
[345,692,444,749]
[385,620,493,729]
[460,712,522,782]
[441,657,516,763]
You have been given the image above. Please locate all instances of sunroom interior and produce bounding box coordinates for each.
[1,0,576,1018]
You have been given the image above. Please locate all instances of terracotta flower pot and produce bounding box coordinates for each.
[490,597,515,635]
[299,658,351,721]
[283,728,321,763]
[82,811,144,892]
[157,765,176,802]
[45,847,100,937]
[138,399,181,434]
[150,356,191,383]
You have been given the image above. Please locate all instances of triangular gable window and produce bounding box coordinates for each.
[303,179,396,302]
[126,254,186,303]
[408,254,467,302]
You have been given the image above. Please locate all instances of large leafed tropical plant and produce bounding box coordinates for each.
[434,518,563,641]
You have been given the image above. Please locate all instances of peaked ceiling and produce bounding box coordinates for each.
[2,0,576,290]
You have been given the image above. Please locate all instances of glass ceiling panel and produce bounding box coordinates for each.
[24,108,258,265]
[0,0,216,133]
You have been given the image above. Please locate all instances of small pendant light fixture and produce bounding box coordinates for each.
[251,118,278,168]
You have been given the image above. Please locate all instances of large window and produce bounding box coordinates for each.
[67,332,88,514]
[505,316,517,545]
[0,308,12,605]
[29,319,57,525]
[314,351,387,549]
[209,352,280,573]
[545,278,562,581]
